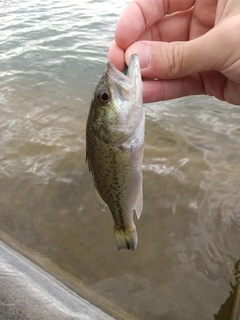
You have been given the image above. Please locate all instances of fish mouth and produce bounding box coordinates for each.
[106,54,141,94]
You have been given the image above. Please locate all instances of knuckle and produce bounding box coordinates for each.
[166,43,184,77]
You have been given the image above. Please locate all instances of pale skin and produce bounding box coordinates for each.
[108,0,240,105]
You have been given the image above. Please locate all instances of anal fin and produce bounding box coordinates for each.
[94,187,108,212]
[134,189,143,219]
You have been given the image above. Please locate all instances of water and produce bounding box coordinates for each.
[0,0,240,319]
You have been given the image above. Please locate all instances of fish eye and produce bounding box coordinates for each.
[99,91,109,103]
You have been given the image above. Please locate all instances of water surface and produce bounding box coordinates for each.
[0,1,240,319]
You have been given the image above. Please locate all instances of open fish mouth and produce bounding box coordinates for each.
[106,54,141,97]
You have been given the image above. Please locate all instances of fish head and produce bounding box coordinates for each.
[89,54,143,145]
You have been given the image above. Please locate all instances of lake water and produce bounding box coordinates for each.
[0,0,240,319]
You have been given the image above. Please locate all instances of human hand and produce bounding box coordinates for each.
[108,0,240,105]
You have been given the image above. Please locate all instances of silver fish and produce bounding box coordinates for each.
[86,54,144,251]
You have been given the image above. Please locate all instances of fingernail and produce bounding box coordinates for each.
[126,42,150,69]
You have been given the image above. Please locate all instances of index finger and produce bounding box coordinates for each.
[115,0,195,50]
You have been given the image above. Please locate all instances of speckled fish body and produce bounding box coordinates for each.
[86,54,144,251]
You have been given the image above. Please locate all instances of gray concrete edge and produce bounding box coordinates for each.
[0,240,116,320]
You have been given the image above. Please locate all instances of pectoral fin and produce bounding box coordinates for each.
[94,187,108,212]
[134,190,143,219]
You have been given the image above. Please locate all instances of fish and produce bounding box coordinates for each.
[86,54,145,251]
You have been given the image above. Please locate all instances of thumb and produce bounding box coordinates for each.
[125,28,231,79]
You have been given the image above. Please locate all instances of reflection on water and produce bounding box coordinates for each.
[0,0,240,319]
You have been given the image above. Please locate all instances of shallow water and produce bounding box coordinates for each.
[0,0,240,319]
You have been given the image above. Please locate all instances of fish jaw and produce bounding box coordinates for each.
[107,54,143,132]
[114,226,138,251]
[106,54,141,96]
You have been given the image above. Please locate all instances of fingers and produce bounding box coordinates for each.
[109,0,220,71]
[125,24,233,80]
[115,0,195,49]
[138,9,193,42]
[142,74,204,103]
[142,71,232,103]
[125,40,199,79]
[108,41,125,72]
[108,9,193,71]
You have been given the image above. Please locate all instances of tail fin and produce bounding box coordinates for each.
[114,227,138,252]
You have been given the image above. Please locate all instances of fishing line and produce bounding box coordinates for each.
[122,0,162,72]
[143,0,162,30]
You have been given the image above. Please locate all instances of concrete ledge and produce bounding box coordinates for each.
[0,241,116,320]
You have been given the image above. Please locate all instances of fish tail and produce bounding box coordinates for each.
[114,227,138,252]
